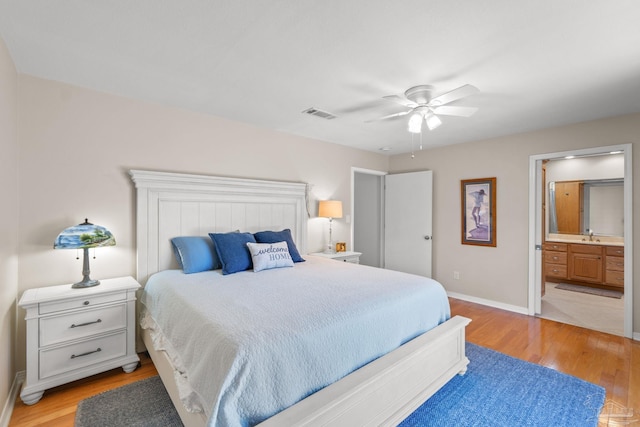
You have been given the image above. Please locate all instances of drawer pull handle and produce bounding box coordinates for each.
[83,301,90,306]
[70,348,101,359]
[70,319,102,328]
[552,256,558,260]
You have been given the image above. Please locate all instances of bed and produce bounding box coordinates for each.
[130,169,470,427]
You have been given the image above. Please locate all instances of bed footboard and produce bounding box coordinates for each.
[144,315,470,427]
[259,315,471,427]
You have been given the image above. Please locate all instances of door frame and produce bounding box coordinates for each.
[527,143,633,338]
[351,167,387,266]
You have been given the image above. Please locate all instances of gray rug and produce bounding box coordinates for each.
[555,283,623,299]
[75,376,183,427]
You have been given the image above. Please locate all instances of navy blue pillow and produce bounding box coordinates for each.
[209,232,257,275]
[253,229,305,263]
[171,236,220,273]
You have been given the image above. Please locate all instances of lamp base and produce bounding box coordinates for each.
[72,279,100,289]
[72,248,100,288]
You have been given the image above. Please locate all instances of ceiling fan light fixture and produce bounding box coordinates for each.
[408,113,423,133]
[425,112,442,131]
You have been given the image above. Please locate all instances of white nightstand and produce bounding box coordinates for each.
[311,251,362,264]
[19,276,140,405]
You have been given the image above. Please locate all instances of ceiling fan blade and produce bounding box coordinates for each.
[429,84,479,107]
[382,95,418,108]
[432,105,478,117]
[364,110,410,123]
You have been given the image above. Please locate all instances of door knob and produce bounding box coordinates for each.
[424,236,431,240]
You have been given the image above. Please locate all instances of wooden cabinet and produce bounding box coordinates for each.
[604,246,624,288]
[19,277,140,404]
[543,242,567,280]
[554,181,583,234]
[544,242,623,291]
[568,244,603,283]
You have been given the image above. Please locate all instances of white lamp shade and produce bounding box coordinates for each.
[318,200,343,219]
[408,113,423,133]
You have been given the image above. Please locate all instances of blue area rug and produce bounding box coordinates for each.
[75,343,606,426]
[399,342,606,427]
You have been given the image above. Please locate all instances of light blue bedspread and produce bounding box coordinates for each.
[140,255,450,427]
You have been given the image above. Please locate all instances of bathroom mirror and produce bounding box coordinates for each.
[548,179,624,237]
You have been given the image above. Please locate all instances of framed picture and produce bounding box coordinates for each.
[461,177,496,247]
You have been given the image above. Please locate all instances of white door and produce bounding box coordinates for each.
[384,171,433,277]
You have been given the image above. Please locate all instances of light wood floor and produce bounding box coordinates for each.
[9,298,640,426]
[9,354,158,427]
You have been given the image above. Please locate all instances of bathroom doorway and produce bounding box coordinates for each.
[528,144,633,338]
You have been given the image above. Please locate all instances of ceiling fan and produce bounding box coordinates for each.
[367,84,479,133]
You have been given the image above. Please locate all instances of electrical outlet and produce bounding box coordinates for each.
[453,271,460,280]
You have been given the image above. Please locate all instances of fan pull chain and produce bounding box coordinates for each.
[411,133,415,159]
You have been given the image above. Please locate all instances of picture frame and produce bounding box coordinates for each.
[461,177,496,247]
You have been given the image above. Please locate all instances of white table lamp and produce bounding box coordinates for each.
[318,200,343,254]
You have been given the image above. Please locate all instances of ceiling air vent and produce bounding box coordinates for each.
[302,107,337,120]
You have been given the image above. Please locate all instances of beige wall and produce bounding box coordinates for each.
[15,75,389,370]
[0,37,18,414]
[7,67,640,397]
[389,114,639,333]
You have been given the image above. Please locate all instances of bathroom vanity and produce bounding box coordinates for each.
[544,237,624,291]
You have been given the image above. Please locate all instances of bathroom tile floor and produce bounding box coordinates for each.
[539,283,624,336]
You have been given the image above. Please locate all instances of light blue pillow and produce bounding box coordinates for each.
[253,229,305,262]
[171,236,220,274]
[209,232,256,275]
[247,241,294,272]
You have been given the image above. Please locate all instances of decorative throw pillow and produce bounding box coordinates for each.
[209,232,256,275]
[253,229,305,262]
[246,241,294,272]
[171,236,220,273]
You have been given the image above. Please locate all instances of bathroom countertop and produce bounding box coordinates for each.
[546,234,624,247]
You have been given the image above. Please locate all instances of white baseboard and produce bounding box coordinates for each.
[447,292,529,315]
[1,371,24,427]
[633,332,640,341]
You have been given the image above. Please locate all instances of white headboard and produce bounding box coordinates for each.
[130,170,308,285]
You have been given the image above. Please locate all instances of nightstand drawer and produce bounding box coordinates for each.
[333,255,360,263]
[40,304,127,347]
[39,292,127,315]
[311,251,362,264]
[39,330,127,379]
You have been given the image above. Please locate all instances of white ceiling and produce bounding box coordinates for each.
[1,1,639,155]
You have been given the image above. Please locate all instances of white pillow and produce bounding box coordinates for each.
[246,241,294,272]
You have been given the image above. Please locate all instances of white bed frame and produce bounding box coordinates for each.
[130,169,470,427]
